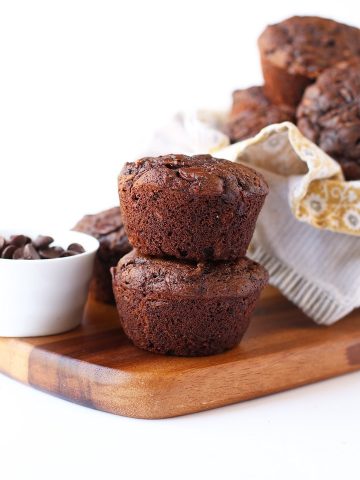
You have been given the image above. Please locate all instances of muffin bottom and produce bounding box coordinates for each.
[261,55,312,107]
[113,288,262,357]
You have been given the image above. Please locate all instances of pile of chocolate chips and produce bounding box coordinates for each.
[0,235,85,260]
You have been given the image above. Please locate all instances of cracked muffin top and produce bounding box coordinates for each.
[119,154,268,198]
[259,16,360,79]
[297,60,360,180]
[227,86,295,142]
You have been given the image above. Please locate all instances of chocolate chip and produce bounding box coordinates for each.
[13,247,25,259]
[9,235,31,248]
[23,243,40,260]
[0,236,6,253]
[0,234,85,261]
[33,235,54,249]
[61,250,77,257]
[1,245,16,259]
[67,243,85,254]
[39,246,64,259]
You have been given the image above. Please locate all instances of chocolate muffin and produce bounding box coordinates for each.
[226,86,295,142]
[258,16,360,106]
[118,154,268,262]
[297,61,360,180]
[111,250,268,356]
[73,207,132,304]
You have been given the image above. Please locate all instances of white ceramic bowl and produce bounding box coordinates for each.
[0,229,99,337]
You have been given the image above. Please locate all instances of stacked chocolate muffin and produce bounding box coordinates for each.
[112,154,269,356]
[226,16,360,180]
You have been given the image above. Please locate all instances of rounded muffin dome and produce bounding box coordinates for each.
[297,60,360,180]
[258,16,360,106]
[118,154,268,262]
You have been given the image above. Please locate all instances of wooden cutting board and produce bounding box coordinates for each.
[1,286,360,419]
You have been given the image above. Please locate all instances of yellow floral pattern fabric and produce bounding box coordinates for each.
[145,112,360,323]
[213,122,360,236]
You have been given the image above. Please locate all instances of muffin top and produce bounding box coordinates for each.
[73,207,131,261]
[119,154,268,198]
[297,61,360,179]
[258,16,360,78]
[231,86,270,117]
[112,250,269,299]
[227,86,295,141]
[230,86,294,118]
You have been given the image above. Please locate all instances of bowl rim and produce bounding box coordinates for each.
[0,229,99,264]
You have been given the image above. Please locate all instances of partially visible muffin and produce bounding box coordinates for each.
[118,154,269,262]
[111,250,269,356]
[226,86,295,142]
[258,16,360,106]
[297,61,360,180]
[74,207,132,304]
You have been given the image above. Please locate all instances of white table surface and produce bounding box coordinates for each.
[1,372,360,479]
[1,1,359,479]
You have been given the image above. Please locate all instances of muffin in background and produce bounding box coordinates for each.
[258,16,360,107]
[74,207,132,304]
[297,60,360,180]
[226,86,295,142]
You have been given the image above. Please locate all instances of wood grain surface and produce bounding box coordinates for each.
[1,286,360,419]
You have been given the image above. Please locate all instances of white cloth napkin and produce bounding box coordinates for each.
[145,112,360,325]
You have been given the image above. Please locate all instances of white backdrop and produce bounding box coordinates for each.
[1,0,358,228]
[1,2,360,479]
